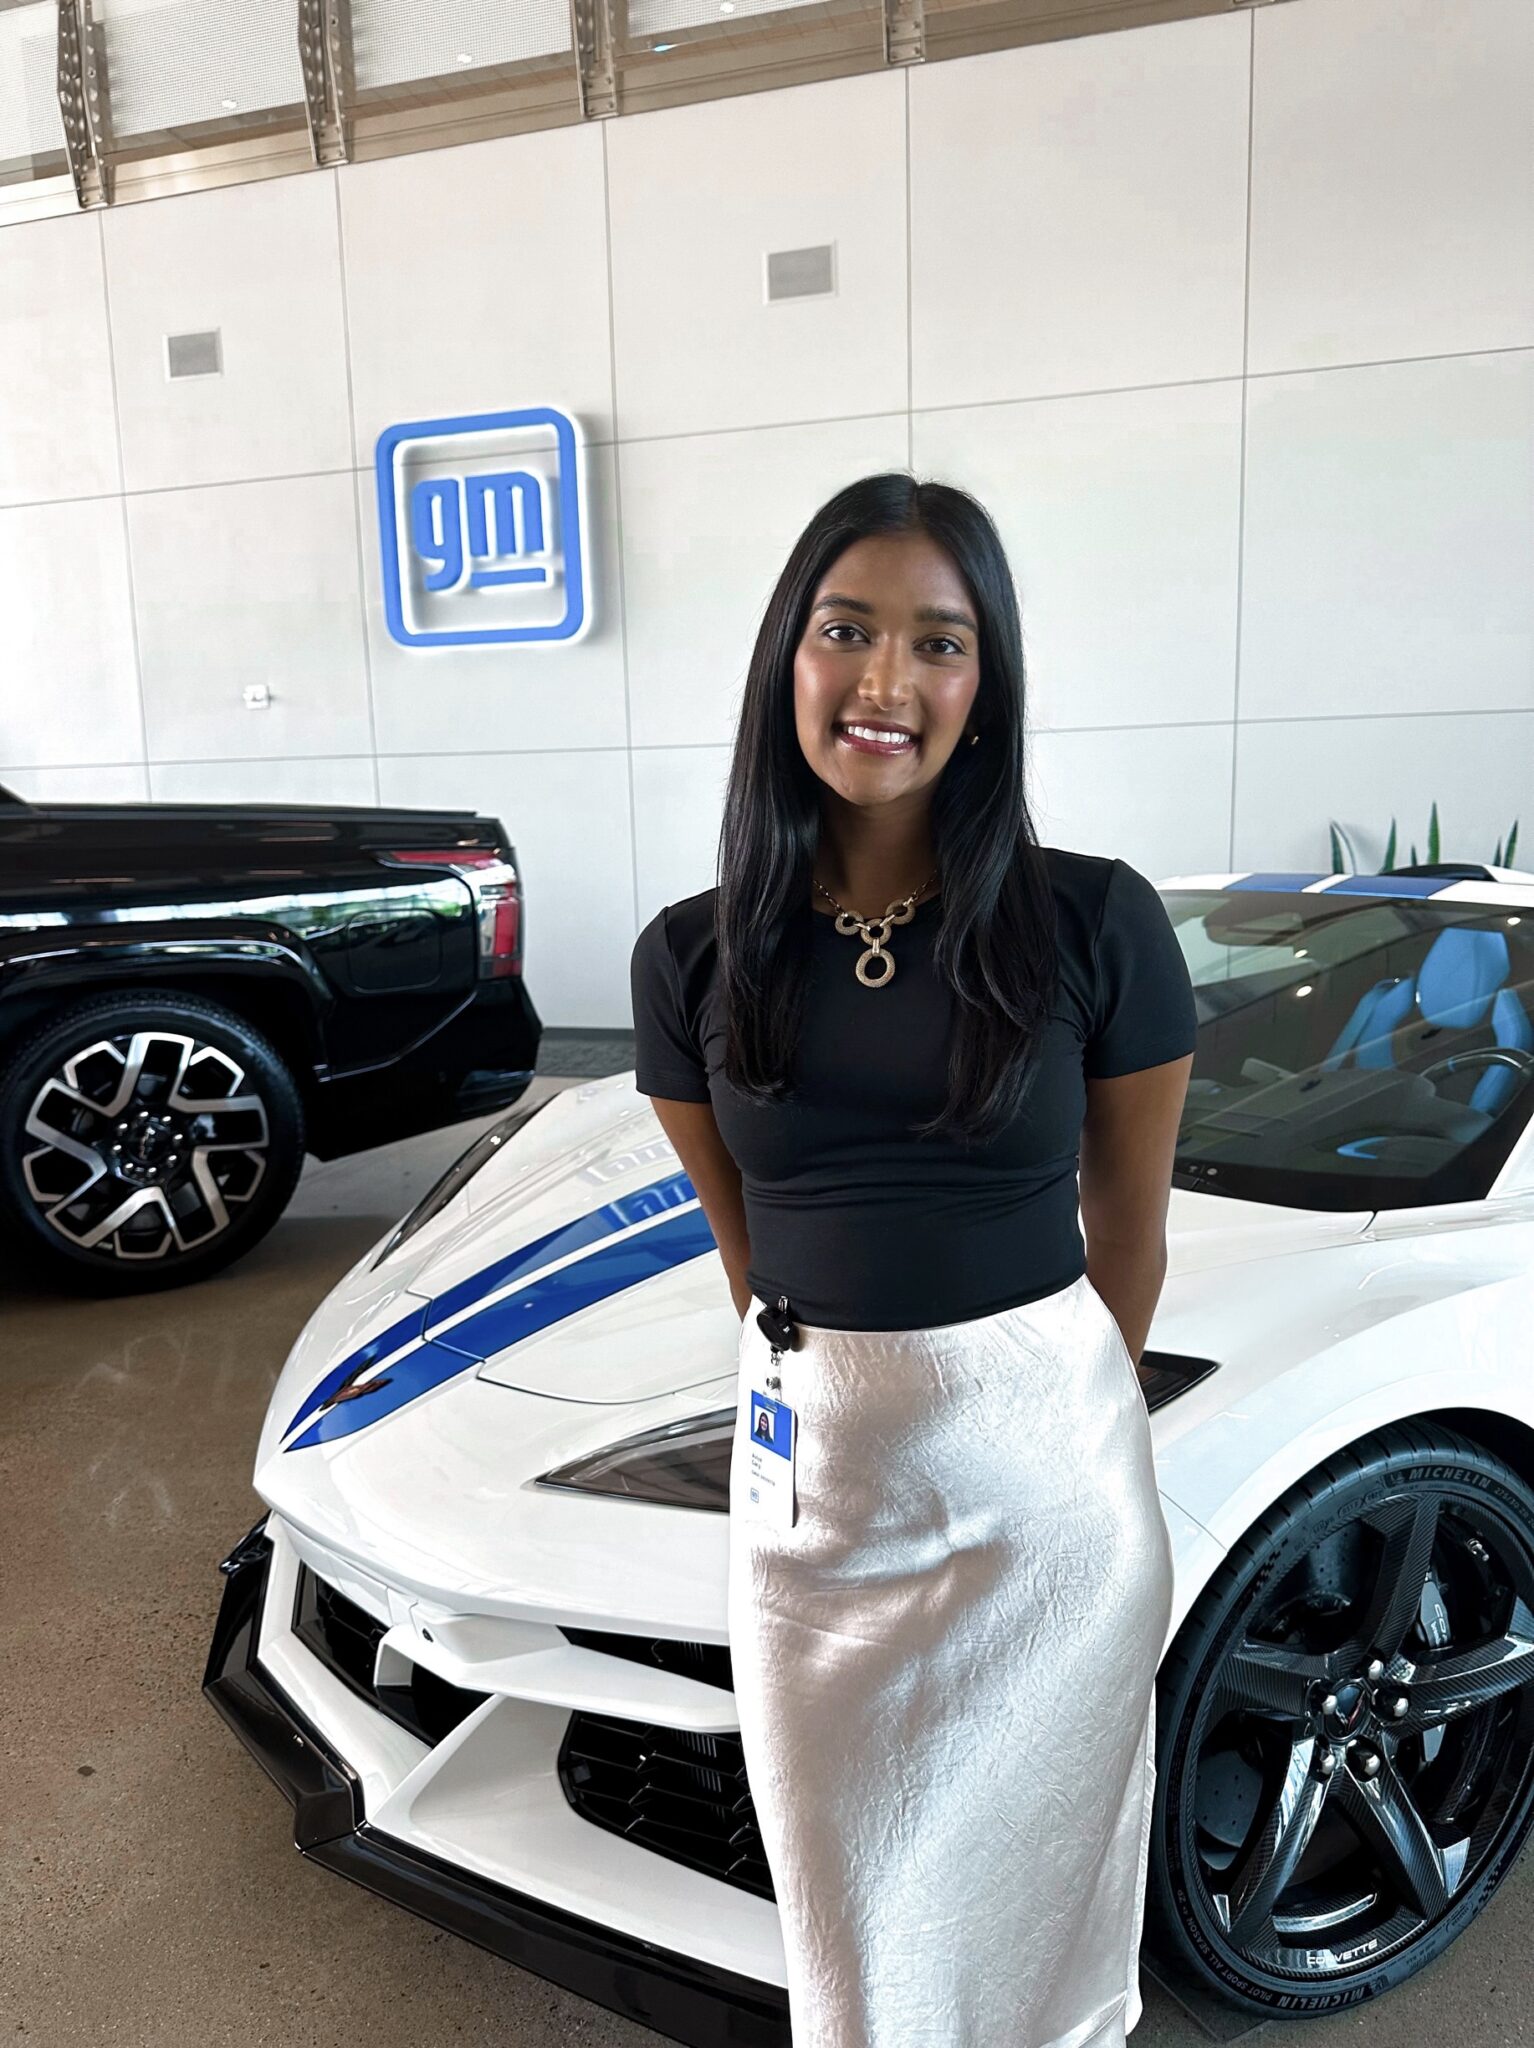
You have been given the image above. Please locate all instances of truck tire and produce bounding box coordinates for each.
[0,988,305,1293]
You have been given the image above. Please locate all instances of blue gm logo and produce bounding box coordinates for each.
[374,406,588,648]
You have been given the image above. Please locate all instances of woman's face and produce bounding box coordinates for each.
[793,531,982,807]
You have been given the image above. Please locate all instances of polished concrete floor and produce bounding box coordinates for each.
[4,1081,1533,2046]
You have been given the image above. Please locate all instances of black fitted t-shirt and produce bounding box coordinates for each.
[628,847,1197,1333]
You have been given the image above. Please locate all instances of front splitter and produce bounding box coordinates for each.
[202,1520,789,2048]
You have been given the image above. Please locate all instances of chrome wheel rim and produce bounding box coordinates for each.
[21,1028,270,1261]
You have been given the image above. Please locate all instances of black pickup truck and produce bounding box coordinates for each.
[0,785,541,1292]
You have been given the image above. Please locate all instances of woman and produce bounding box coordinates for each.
[629,473,1196,2048]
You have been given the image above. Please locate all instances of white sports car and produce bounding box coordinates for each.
[206,861,1534,2041]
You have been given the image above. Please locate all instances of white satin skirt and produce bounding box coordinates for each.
[727,1271,1175,2048]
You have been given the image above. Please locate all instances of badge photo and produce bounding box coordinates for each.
[741,1376,796,1527]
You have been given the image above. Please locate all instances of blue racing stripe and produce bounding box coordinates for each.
[284,1300,431,1441]
[284,1195,717,1452]
[1322,873,1459,898]
[425,1168,696,1332]
[1227,872,1327,891]
[285,1338,495,1453]
[430,1201,719,1366]
[283,1168,696,1443]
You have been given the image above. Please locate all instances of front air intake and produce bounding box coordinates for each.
[292,1564,487,1747]
[559,1709,776,1901]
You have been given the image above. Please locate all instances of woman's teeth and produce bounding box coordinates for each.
[835,723,917,753]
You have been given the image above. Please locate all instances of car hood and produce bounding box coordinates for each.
[260,1080,1371,1470]
[1159,1183,1371,1271]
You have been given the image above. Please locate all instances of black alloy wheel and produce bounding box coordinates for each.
[1149,1421,1534,2018]
[0,990,305,1292]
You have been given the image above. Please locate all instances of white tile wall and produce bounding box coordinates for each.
[607,69,909,441]
[0,496,142,767]
[1,0,1529,1024]
[339,125,615,461]
[1239,352,1534,722]
[1234,712,1532,875]
[1030,723,1236,883]
[128,472,372,762]
[1248,0,1534,373]
[909,16,1251,410]
[912,381,1244,733]
[148,756,379,806]
[631,744,734,917]
[101,173,353,493]
[0,762,151,802]
[0,214,119,507]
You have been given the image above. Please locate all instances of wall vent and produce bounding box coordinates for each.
[165,329,223,379]
[766,244,835,302]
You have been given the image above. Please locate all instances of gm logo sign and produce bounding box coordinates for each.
[374,406,589,648]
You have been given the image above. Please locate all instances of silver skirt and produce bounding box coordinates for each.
[727,1271,1175,2048]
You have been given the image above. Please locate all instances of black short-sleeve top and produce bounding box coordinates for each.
[628,847,1196,1332]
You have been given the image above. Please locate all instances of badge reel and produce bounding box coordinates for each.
[742,1293,798,1528]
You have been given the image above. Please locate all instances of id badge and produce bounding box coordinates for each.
[741,1366,796,1528]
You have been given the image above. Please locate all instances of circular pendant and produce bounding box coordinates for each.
[827,902,919,990]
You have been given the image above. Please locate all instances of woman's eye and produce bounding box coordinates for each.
[823,624,964,656]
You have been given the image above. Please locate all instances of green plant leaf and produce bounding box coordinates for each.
[1508,819,1520,868]
[1383,818,1397,872]
[1329,820,1360,874]
[1427,799,1440,865]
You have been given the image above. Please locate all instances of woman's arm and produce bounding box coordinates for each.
[1078,1052,1193,1372]
[647,1097,755,1320]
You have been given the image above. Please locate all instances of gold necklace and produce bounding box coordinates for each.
[812,866,940,988]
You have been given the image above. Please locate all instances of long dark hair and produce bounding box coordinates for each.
[716,471,1059,1144]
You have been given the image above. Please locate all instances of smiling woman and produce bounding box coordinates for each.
[793,541,982,834]
[630,471,1196,2048]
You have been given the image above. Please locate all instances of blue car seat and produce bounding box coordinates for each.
[1320,926,1533,1115]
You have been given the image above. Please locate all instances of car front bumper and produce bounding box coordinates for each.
[203,1518,789,2048]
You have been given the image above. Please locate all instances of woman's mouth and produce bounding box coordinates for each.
[833,722,919,757]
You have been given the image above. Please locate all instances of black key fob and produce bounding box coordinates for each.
[755,1293,798,1351]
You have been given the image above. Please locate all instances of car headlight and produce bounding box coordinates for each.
[371,1094,556,1268]
[535,1408,735,1512]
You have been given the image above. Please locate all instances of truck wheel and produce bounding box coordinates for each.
[0,989,305,1293]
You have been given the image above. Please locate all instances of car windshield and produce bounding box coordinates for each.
[1162,886,1534,1210]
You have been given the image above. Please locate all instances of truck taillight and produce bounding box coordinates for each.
[470,863,522,979]
[378,849,523,979]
